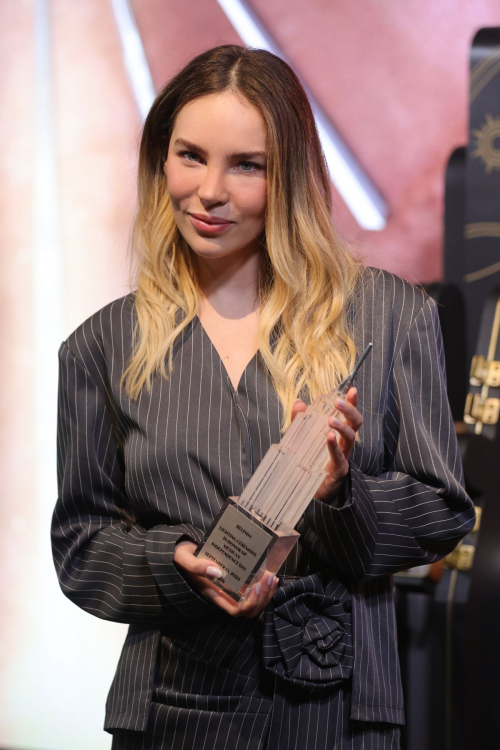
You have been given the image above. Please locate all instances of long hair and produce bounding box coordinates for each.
[123,44,361,428]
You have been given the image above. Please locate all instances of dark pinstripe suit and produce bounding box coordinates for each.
[52,268,475,748]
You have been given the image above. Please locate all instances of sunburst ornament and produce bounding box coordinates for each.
[472,114,500,173]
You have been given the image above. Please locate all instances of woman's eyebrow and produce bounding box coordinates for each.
[174,138,266,160]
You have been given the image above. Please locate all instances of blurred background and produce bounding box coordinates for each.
[2,1,500,748]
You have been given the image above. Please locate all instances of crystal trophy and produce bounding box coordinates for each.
[194,343,373,601]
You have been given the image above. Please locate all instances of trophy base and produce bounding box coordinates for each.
[194,497,300,602]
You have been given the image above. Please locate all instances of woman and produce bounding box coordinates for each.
[52,45,475,749]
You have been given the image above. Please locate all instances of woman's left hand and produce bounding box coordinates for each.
[291,387,362,503]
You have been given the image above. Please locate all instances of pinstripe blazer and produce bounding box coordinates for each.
[52,267,475,737]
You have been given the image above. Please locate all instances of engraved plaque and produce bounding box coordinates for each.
[198,501,273,596]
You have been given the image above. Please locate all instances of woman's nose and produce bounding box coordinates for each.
[197,165,228,206]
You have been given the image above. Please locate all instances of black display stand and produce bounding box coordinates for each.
[444,29,500,367]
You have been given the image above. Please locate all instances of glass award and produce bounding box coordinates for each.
[194,343,373,601]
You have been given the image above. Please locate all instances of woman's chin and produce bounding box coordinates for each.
[187,238,262,262]
[188,242,234,260]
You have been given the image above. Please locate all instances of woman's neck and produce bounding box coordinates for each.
[194,245,262,320]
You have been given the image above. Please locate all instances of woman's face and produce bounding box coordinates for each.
[164,92,267,261]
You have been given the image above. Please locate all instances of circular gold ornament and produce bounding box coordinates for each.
[472,114,500,174]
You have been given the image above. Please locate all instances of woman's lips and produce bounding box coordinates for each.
[188,213,234,235]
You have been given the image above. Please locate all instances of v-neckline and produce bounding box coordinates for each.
[195,315,260,394]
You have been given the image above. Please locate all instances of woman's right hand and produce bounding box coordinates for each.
[173,540,278,618]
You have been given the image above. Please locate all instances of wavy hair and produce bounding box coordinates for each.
[123,45,361,428]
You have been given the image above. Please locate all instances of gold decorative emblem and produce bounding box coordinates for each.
[472,114,500,173]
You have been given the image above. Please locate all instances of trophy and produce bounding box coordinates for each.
[194,343,373,601]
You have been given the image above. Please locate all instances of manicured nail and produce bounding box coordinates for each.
[274,577,279,587]
[336,399,346,409]
[267,573,274,586]
[206,588,220,600]
[255,582,261,595]
[331,417,341,428]
[207,566,223,578]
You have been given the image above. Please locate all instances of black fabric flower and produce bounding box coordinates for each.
[262,572,353,691]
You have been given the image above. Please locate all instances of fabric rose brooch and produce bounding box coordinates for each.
[262,572,353,691]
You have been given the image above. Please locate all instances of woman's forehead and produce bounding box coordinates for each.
[171,93,267,154]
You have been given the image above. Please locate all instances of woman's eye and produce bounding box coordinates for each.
[180,151,200,163]
[239,161,262,172]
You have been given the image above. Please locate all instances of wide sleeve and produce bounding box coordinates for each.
[51,342,213,624]
[298,297,476,582]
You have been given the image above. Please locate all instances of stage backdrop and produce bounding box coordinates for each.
[2,1,500,749]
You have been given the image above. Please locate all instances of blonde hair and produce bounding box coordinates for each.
[124,45,361,429]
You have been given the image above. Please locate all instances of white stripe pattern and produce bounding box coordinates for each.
[52,267,475,748]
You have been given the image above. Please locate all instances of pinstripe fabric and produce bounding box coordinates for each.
[52,267,475,748]
[262,573,353,688]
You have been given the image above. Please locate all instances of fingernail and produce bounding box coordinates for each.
[331,417,341,428]
[337,399,346,409]
[207,566,223,578]
[294,399,302,405]
[206,589,220,599]
[274,577,279,587]
[255,582,261,595]
[267,573,274,586]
